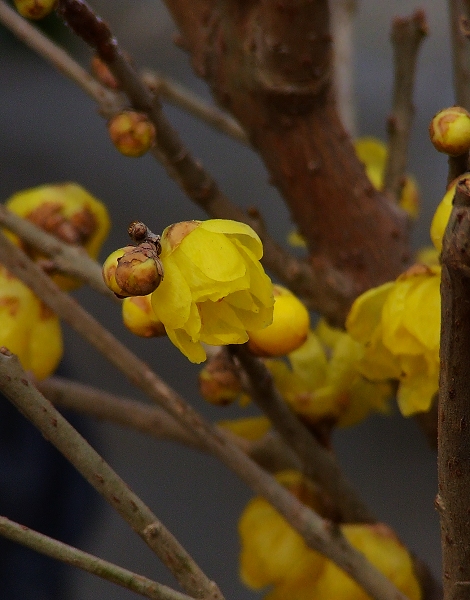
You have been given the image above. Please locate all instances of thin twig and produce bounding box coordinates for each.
[382,10,427,202]
[230,345,374,524]
[53,0,321,311]
[0,350,223,600]
[0,0,122,117]
[141,70,248,145]
[438,176,470,600]
[0,516,194,600]
[0,232,410,600]
[329,0,358,136]
[449,0,470,109]
[0,204,113,298]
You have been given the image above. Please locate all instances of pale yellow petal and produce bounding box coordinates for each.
[200,219,263,259]
[151,258,192,330]
[166,328,207,364]
[346,281,394,343]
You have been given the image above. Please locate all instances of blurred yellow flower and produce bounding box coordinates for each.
[346,264,441,416]
[218,415,272,441]
[429,176,466,252]
[0,266,62,380]
[239,473,421,600]
[149,220,274,363]
[6,183,110,290]
[265,320,391,427]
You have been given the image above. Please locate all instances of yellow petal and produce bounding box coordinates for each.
[166,327,207,364]
[346,281,394,343]
[200,219,263,259]
[397,370,438,416]
[402,272,441,351]
[218,416,271,441]
[151,258,192,330]
[287,331,328,389]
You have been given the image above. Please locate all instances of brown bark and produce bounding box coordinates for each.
[438,176,470,600]
[165,0,412,322]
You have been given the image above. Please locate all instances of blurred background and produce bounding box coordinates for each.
[0,1,452,598]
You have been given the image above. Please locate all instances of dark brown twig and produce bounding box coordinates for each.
[382,10,427,202]
[449,0,470,109]
[230,345,374,524]
[0,516,194,600]
[437,175,470,600]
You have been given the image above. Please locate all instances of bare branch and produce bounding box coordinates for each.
[0,350,224,600]
[383,10,427,202]
[0,232,410,600]
[449,0,470,109]
[0,516,194,600]
[438,176,470,600]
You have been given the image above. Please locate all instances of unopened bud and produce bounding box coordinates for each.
[108,111,156,157]
[14,0,56,19]
[114,243,163,296]
[247,285,310,357]
[199,350,242,405]
[102,247,132,297]
[122,295,166,337]
[429,106,470,156]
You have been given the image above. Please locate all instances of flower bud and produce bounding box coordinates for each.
[91,56,120,89]
[122,295,166,337]
[114,243,163,296]
[247,285,310,357]
[429,106,470,156]
[14,0,56,19]
[198,350,243,405]
[102,247,132,296]
[108,111,156,157]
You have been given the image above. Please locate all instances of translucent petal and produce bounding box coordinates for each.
[200,219,263,259]
[402,273,441,351]
[288,331,328,389]
[356,326,402,380]
[151,259,192,329]
[346,281,394,343]
[177,227,246,282]
[166,328,207,364]
[231,240,274,308]
[397,370,438,416]
[198,300,249,345]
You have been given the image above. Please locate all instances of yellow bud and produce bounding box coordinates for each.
[14,0,56,19]
[122,294,166,337]
[429,106,470,156]
[108,111,156,157]
[114,243,163,296]
[247,285,309,357]
[198,350,242,405]
[102,247,132,296]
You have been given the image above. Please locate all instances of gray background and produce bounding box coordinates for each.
[0,1,452,598]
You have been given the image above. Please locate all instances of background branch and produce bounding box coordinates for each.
[382,10,427,202]
[0,516,194,600]
[449,0,470,109]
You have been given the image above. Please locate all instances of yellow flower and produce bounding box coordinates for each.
[429,176,466,252]
[265,321,391,427]
[149,220,274,363]
[346,264,441,416]
[311,524,421,600]
[218,415,272,441]
[6,183,110,290]
[247,285,310,357]
[121,294,166,337]
[0,266,62,379]
[355,137,420,219]
[239,476,421,600]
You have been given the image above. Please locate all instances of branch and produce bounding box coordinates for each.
[141,70,248,145]
[0,0,122,117]
[382,10,427,202]
[438,176,470,600]
[0,516,194,600]
[165,0,412,324]
[0,350,223,600]
[329,0,358,136]
[230,345,374,524]
[0,233,410,600]
[0,204,113,298]
[449,0,470,109]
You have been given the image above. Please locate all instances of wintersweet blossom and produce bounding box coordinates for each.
[6,183,110,291]
[103,219,274,363]
[0,266,62,379]
[430,176,464,252]
[239,471,421,600]
[264,320,391,427]
[346,264,441,416]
